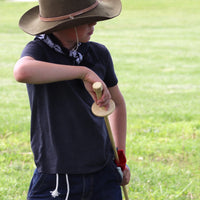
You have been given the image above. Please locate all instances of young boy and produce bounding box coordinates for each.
[14,0,130,199]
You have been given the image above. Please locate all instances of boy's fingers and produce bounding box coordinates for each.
[96,91,111,108]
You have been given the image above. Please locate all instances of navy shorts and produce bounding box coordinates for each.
[27,161,122,200]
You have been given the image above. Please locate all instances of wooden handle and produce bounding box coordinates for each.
[104,117,119,162]
[92,82,118,160]
[122,186,129,200]
[92,82,103,100]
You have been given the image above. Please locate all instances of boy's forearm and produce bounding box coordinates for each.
[14,56,89,84]
[109,101,127,152]
[108,86,127,152]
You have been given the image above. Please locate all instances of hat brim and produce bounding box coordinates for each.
[19,0,122,35]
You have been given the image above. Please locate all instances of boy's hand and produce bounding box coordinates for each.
[82,69,111,108]
[121,165,131,186]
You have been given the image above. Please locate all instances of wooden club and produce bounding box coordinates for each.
[91,82,129,200]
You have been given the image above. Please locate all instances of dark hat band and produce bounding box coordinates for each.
[40,0,99,22]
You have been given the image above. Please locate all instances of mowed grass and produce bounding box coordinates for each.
[0,0,200,199]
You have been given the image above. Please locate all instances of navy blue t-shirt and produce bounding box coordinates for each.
[21,36,118,174]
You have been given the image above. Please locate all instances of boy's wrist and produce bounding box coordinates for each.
[79,66,93,81]
[115,149,126,171]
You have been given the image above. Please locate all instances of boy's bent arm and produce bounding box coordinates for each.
[14,56,90,84]
[14,56,111,107]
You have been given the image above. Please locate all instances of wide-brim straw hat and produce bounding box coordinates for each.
[19,0,122,35]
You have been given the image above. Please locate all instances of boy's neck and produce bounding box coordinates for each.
[52,30,77,50]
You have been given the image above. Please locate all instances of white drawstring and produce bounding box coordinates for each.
[65,174,70,200]
[50,173,70,200]
[50,173,60,198]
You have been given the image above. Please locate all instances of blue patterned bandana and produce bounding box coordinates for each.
[36,34,83,65]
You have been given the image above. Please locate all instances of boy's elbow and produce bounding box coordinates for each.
[14,62,29,83]
[14,57,33,83]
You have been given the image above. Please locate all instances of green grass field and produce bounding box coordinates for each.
[0,0,200,199]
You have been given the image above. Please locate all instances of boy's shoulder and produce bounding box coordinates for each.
[88,41,110,55]
[21,37,49,60]
[89,41,106,49]
[23,37,47,52]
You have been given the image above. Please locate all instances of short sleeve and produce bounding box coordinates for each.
[21,39,46,61]
[103,47,118,87]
